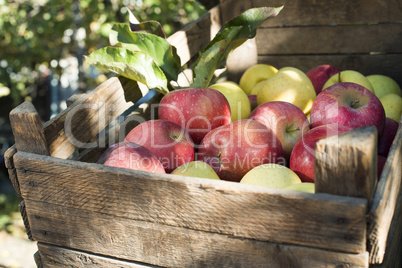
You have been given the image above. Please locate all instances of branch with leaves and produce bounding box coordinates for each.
[85,6,283,95]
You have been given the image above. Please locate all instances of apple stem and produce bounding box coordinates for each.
[287,127,300,133]
[351,99,360,108]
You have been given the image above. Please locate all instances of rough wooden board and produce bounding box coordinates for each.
[9,101,50,156]
[167,5,221,65]
[220,0,402,26]
[37,243,155,268]
[315,126,378,203]
[255,24,402,55]
[258,54,402,86]
[4,145,20,196]
[28,201,369,268]
[34,251,43,268]
[19,200,33,241]
[367,119,402,264]
[43,76,143,159]
[14,151,367,254]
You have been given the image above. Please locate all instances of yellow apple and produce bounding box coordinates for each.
[240,163,301,189]
[284,182,315,193]
[323,70,374,92]
[171,161,220,180]
[366,74,401,98]
[250,80,266,95]
[256,67,316,114]
[239,64,278,95]
[210,81,251,121]
[379,93,402,122]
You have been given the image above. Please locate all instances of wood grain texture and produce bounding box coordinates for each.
[37,243,155,268]
[28,201,369,268]
[220,0,402,26]
[14,151,367,254]
[255,24,402,55]
[315,126,378,203]
[367,119,402,264]
[43,76,144,159]
[167,6,221,65]
[4,145,20,196]
[258,54,402,86]
[9,101,50,156]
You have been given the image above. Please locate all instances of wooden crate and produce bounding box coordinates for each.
[5,1,402,267]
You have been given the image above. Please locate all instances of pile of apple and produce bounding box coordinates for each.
[99,63,401,193]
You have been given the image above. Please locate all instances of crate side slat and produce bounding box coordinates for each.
[368,118,402,264]
[4,145,21,196]
[37,243,154,268]
[255,24,402,55]
[167,5,221,65]
[43,76,143,159]
[27,200,369,268]
[14,151,367,254]
[220,0,402,26]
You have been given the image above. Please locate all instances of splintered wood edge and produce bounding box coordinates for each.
[315,126,377,202]
[9,101,50,156]
[367,117,402,264]
[4,145,21,196]
[19,200,33,241]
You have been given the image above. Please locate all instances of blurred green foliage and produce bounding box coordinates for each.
[0,0,206,120]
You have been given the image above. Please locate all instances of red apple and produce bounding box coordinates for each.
[197,119,284,182]
[289,124,352,182]
[158,88,231,145]
[125,119,194,173]
[306,64,341,95]
[310,82,386,136]
[378,117,399,157]
[98,142,165,174]
[249,101,310,162]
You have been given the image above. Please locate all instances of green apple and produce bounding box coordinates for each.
[171,161,220,180]
[239,64,278,95]
[379,93,402,122]
[366,74,401,98]
[256,67,316,114]
[323,70,374,92]
[240,163,301,189]
[209,81,251,122]
[284,182,315,193]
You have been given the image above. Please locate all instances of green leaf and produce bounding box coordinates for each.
[85,47,169,94]
[109,23,181,81]
[191,6,283,88]
[126,7,166,38]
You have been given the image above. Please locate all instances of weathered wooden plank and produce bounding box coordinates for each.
[367,118,402,264]
[315,126,378,203]
[220,0,402,26]
[19,200,33,241]
[14,151,367,254]
[37,243,155,268]
[66,93,86,107]
[258,54,402,86]
[4,145,21,196]
[9,101,50,156]
[255,24,402,55]
[27,201,369,267]
[167,5,221,65]
[43,76,144,159]
[34,251,43,268]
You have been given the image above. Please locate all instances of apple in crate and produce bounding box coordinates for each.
[310,82,386,136]
[289,124,352,182]
[322,70,375,93]
[306,64,341,95]
[158,88,231,145]
[249,101,310,161]
[198,119,284,182]
[125,119,194,173]
[98,142,165,174]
